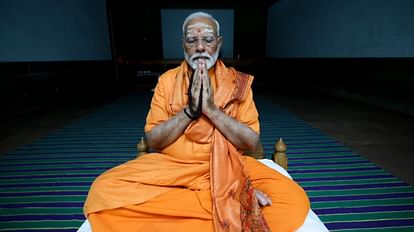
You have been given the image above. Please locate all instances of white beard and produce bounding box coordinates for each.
[184,47,220,70]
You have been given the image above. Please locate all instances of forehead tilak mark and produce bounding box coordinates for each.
[186,22,214,36]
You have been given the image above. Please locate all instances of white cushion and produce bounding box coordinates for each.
[259,159,329,232]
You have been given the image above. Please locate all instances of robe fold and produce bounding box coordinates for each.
[84,60,310,232]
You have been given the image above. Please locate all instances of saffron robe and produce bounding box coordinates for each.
[84,60,310,232]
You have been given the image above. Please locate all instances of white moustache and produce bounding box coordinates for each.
[190,53,212,62]
[185,49,219,70]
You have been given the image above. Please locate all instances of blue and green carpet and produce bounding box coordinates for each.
[0,91,413,231]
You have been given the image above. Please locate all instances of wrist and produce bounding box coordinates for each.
[184,107,199,120]
[204,104,219,119]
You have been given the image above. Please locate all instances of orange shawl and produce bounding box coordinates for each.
[84,60,269,231]
[170,60,269,231]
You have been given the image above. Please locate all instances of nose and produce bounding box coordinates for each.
[195,40,206,53]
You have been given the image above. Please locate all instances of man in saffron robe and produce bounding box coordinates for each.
[84,12,310,231]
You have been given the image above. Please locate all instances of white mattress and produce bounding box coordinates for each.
[78,159,328,232]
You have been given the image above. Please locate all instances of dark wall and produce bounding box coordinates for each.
[0,0,112,62]
[267,0,414,58]
[263,0,414,116]
[234,6,267,59]
[109,2,163,60]
[1,0,118,120]
[0,61,117,121]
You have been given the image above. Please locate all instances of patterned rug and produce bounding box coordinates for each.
[0,91,413,231]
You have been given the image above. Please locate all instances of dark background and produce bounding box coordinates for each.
[1,0,413,121]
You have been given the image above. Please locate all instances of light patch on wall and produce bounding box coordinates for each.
[0,0,112,62]
[161,9,234,59]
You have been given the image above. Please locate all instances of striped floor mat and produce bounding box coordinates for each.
[1,91,413,231]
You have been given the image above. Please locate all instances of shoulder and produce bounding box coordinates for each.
[235,71,254,90]
[236,70,254,81]
[158,66,181,82]
[155,65,184,91]
[229,68,254,101]
[226,66,254,85]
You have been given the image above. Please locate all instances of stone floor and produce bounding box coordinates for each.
[0,100,108,155]
[269,90,414,186]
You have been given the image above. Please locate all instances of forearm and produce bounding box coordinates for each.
[206,107,259,151]
[146,108,192,150]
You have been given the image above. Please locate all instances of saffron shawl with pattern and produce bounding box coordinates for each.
[169,60,270,232]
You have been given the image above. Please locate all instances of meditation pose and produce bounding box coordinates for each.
[84,11,309,231]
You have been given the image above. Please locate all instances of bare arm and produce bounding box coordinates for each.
[146,63,206,150]
[146,108,192,150]
[205,106,259,151]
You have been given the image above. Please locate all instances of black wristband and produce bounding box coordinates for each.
[188,104,200,117]
[184,108,198,120]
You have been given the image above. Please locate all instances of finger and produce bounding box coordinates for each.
[255,190,272,206]
[261,196,272,206]
[192,67,202,92]
[198,63,210,87]
[257,194,269,206]
[261,191,272,206]
[198,66,210,94]
[201,61,206,75]
[257,195,266,206]
[189,68,202,111]
[204,70,211,89]
[198,61,205,75]
[201,73,209,97]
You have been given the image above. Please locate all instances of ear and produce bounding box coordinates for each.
[217,36,223,47]
[182,38,186,48]
[182,38,192,53]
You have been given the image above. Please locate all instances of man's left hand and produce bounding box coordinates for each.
[255,189,272,207]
